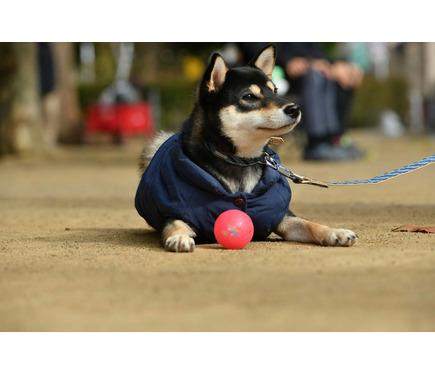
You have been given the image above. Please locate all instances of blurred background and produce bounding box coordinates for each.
[0,42,434,156]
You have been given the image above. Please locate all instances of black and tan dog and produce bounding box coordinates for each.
[135,44,358,252]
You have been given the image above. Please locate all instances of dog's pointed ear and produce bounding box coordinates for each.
[248,44,276,78]
[201,53,228,94]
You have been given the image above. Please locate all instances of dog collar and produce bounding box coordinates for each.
[203,139,329,187]
[203,141,263,167]
[203,137,285,167]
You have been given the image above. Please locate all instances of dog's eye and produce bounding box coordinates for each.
[274,87,278,94]
[242,93,257,101]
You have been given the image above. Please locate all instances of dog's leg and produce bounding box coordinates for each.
[162,219,196,252]
[275,212,358,247]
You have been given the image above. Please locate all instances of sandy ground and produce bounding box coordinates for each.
[0,130,434,332]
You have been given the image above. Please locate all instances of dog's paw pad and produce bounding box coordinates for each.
[321,229,358,247]
[165,235,195,253]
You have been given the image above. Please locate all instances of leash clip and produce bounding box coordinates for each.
[263,154,329,188]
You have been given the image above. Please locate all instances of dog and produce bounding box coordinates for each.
[135,44,358,252]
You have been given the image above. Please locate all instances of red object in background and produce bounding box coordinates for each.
[85,102,155,139]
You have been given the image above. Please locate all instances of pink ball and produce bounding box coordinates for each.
[214,210,254,249]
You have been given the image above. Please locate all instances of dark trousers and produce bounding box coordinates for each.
[292,69,354,147]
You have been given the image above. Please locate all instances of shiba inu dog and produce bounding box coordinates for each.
[135,44,358,252]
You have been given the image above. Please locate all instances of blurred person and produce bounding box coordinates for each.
[238,42,365,161]
[38,42,61,146]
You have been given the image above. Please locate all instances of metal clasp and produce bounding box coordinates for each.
[263,153,329,188]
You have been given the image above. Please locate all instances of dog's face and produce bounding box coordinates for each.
[198,44,301,158]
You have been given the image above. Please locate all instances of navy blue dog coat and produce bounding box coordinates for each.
[135,133,292,243]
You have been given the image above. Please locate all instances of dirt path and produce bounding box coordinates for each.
[0,130,434,331]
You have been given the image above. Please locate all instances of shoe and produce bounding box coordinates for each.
[336,135,366,160]
[303,143,348,161]
[342,143,366,159]
[303,142,365,161]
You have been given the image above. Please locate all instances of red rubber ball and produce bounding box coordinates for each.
[214,210,254,249]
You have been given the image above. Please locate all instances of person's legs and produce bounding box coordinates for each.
[335,84,354,136]
[301,69,350,160]
[301,68,341,145]
[334,84,365,159]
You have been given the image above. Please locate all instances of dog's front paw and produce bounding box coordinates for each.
[165,234,195,253]
[321,229,358,247]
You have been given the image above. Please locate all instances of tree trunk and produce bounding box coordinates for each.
[53,42,83,144]
[0,42,44,155]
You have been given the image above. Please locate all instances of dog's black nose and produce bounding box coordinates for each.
[284,104,301,118]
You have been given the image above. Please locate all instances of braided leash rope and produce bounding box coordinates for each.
[326,154,435,186]
[266,154,435,188]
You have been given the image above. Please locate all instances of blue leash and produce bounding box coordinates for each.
[265,154,435,188]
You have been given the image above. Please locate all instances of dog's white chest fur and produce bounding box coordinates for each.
[220,168,263,194]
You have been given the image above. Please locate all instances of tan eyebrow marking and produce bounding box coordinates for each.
[249,84,262,96]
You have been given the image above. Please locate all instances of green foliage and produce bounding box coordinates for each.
[320,42,340,60]
[148,78,198,131]
[351,74,409,128]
